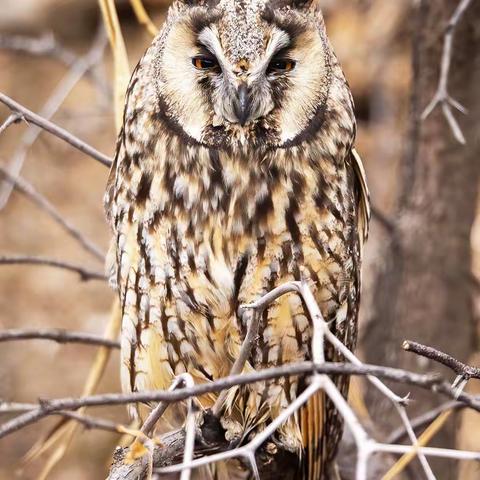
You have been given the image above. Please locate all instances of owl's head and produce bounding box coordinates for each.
[137,0,351,150]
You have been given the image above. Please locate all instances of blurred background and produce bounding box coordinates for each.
[0,0,479,478]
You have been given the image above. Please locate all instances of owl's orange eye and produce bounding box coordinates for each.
[268,59,296,73]
[192,55,218,70]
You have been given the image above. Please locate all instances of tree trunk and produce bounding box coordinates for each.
[362,1,480,478]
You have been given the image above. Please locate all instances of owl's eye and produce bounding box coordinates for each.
[192,55,218,70]
[268,59,296,74]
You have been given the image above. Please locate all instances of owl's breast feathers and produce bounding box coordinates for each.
[105,45,369,480]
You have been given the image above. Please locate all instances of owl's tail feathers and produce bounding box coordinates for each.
[300,390,325,480]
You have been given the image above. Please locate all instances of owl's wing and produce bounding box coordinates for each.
[300,147,370,479]
[351,147,371,249]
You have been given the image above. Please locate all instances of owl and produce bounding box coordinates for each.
[104,0,369,478]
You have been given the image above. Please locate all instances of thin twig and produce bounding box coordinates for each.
[55,411,125,434]
[211,309,260,416]
[141,375,190,436]
[421,0,473,144]
[387,400,464,444]
[0,402,37,414]
[0,255,106,281]
[0,93,112,168]
[0,328,119,348]
[403,340,480,380]
[371,204,396,235]
[0,113,22,135]
[0,165,105,261]
[0,25,110,210]
[0,33,110,96]
[180,374,196,480]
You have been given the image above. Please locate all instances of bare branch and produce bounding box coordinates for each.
[387,400,464,444]
[211,309,261,416]
[403,340,480,380]
[55,411,126,434]
[0,165,105,261]
[0,328,119,348]
[0,113,22,136]
[0,32,110,95]
[0,93,112,167]
[0,25,110,210]
[141,376,188,437]
[0,401,37,414]
[0,361,439,441]
[0,255,107,281]
[0,33,77,65]
[180,374,196,480]
[421,0,473,144]
[371,204,396,235]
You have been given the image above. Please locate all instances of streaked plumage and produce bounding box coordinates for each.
[104,0,369,478]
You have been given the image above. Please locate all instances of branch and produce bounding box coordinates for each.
[386,400,464,444]
[0,328,119,348]
[211,308,261,416]
[371,204,396,235]
[141,375,189,437]
[0,93,112,167]
[0,32,110,95]
[0,113,22,135]
[0,255,106,281]
[0,165,105,261]
[0,24,110,209]
[421,0,473,144]
[403,340,480,380]
[0,402,37,414]
[0,362,439,440]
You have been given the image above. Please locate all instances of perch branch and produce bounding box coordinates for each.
[0,362,447,441]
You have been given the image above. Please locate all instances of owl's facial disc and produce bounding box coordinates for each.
[193,25,296,129]
[158,2,331,147]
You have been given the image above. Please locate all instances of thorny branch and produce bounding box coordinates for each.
[403,340,480,380]
[421,0,473,144]
[2,282,480,480]
[387,400,464,445]
[0,255,107,281]
[0,114,22,136]
[0,362,445,439]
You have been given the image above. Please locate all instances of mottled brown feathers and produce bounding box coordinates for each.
[105,0,369,478]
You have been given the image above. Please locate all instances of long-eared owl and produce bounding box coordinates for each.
[104,0,370,478]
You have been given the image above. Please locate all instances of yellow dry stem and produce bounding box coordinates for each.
[130,0,159,37]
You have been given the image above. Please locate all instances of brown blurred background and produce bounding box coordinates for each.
[1,1,479,479]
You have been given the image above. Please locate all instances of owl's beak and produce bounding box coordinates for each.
[233,83,252,126]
